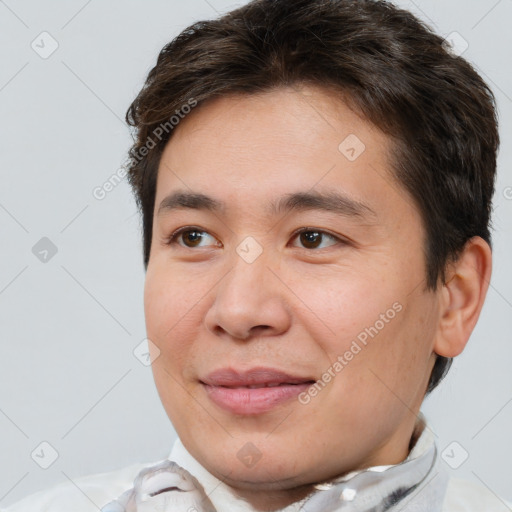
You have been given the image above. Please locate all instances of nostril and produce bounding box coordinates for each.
[251,325,272,333]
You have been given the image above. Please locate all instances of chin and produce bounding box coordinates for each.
[200,447,309,488]
[221,468,305,491]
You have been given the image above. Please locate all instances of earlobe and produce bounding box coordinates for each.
[433,237,492,358]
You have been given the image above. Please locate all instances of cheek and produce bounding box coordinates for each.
[144,269,202,418]
[287,267,403,359]
[298,270,433,403]
[333,295,437,414]
[144,262,203,340]
[144,266,202,377]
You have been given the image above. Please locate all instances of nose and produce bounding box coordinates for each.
[204,252,292,341]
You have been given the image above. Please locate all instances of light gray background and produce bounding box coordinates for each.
[0,0,511,507]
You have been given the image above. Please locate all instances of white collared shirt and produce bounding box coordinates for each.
[3,429,511,512]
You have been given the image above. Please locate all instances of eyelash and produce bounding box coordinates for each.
[164,226,347,250]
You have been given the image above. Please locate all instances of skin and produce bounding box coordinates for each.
[144,85,492,511]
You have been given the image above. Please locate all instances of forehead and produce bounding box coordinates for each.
[163,85,387,165]
[154,85,415,226]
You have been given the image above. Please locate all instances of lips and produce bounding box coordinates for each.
[200,367,316,415]
[202,367,315,386]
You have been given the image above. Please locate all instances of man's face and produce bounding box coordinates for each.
[144,86,440,492]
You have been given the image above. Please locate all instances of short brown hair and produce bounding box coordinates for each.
[125,0,499,393]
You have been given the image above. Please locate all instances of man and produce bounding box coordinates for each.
[5,0,510,510]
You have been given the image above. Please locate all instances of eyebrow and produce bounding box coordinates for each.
[157,191,225,215]
[157,190,377,220]
[271,190,376,219]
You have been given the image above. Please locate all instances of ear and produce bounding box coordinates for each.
[434,236,492,358]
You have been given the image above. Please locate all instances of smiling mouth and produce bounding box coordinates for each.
[201,366,316,386]
[210,381,316,389]
[200,367,316,414]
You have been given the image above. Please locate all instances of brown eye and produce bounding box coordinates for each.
[292,229,341,250]
[300,231,322,249]
[166,227,220,248]
[181,230,205,247]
